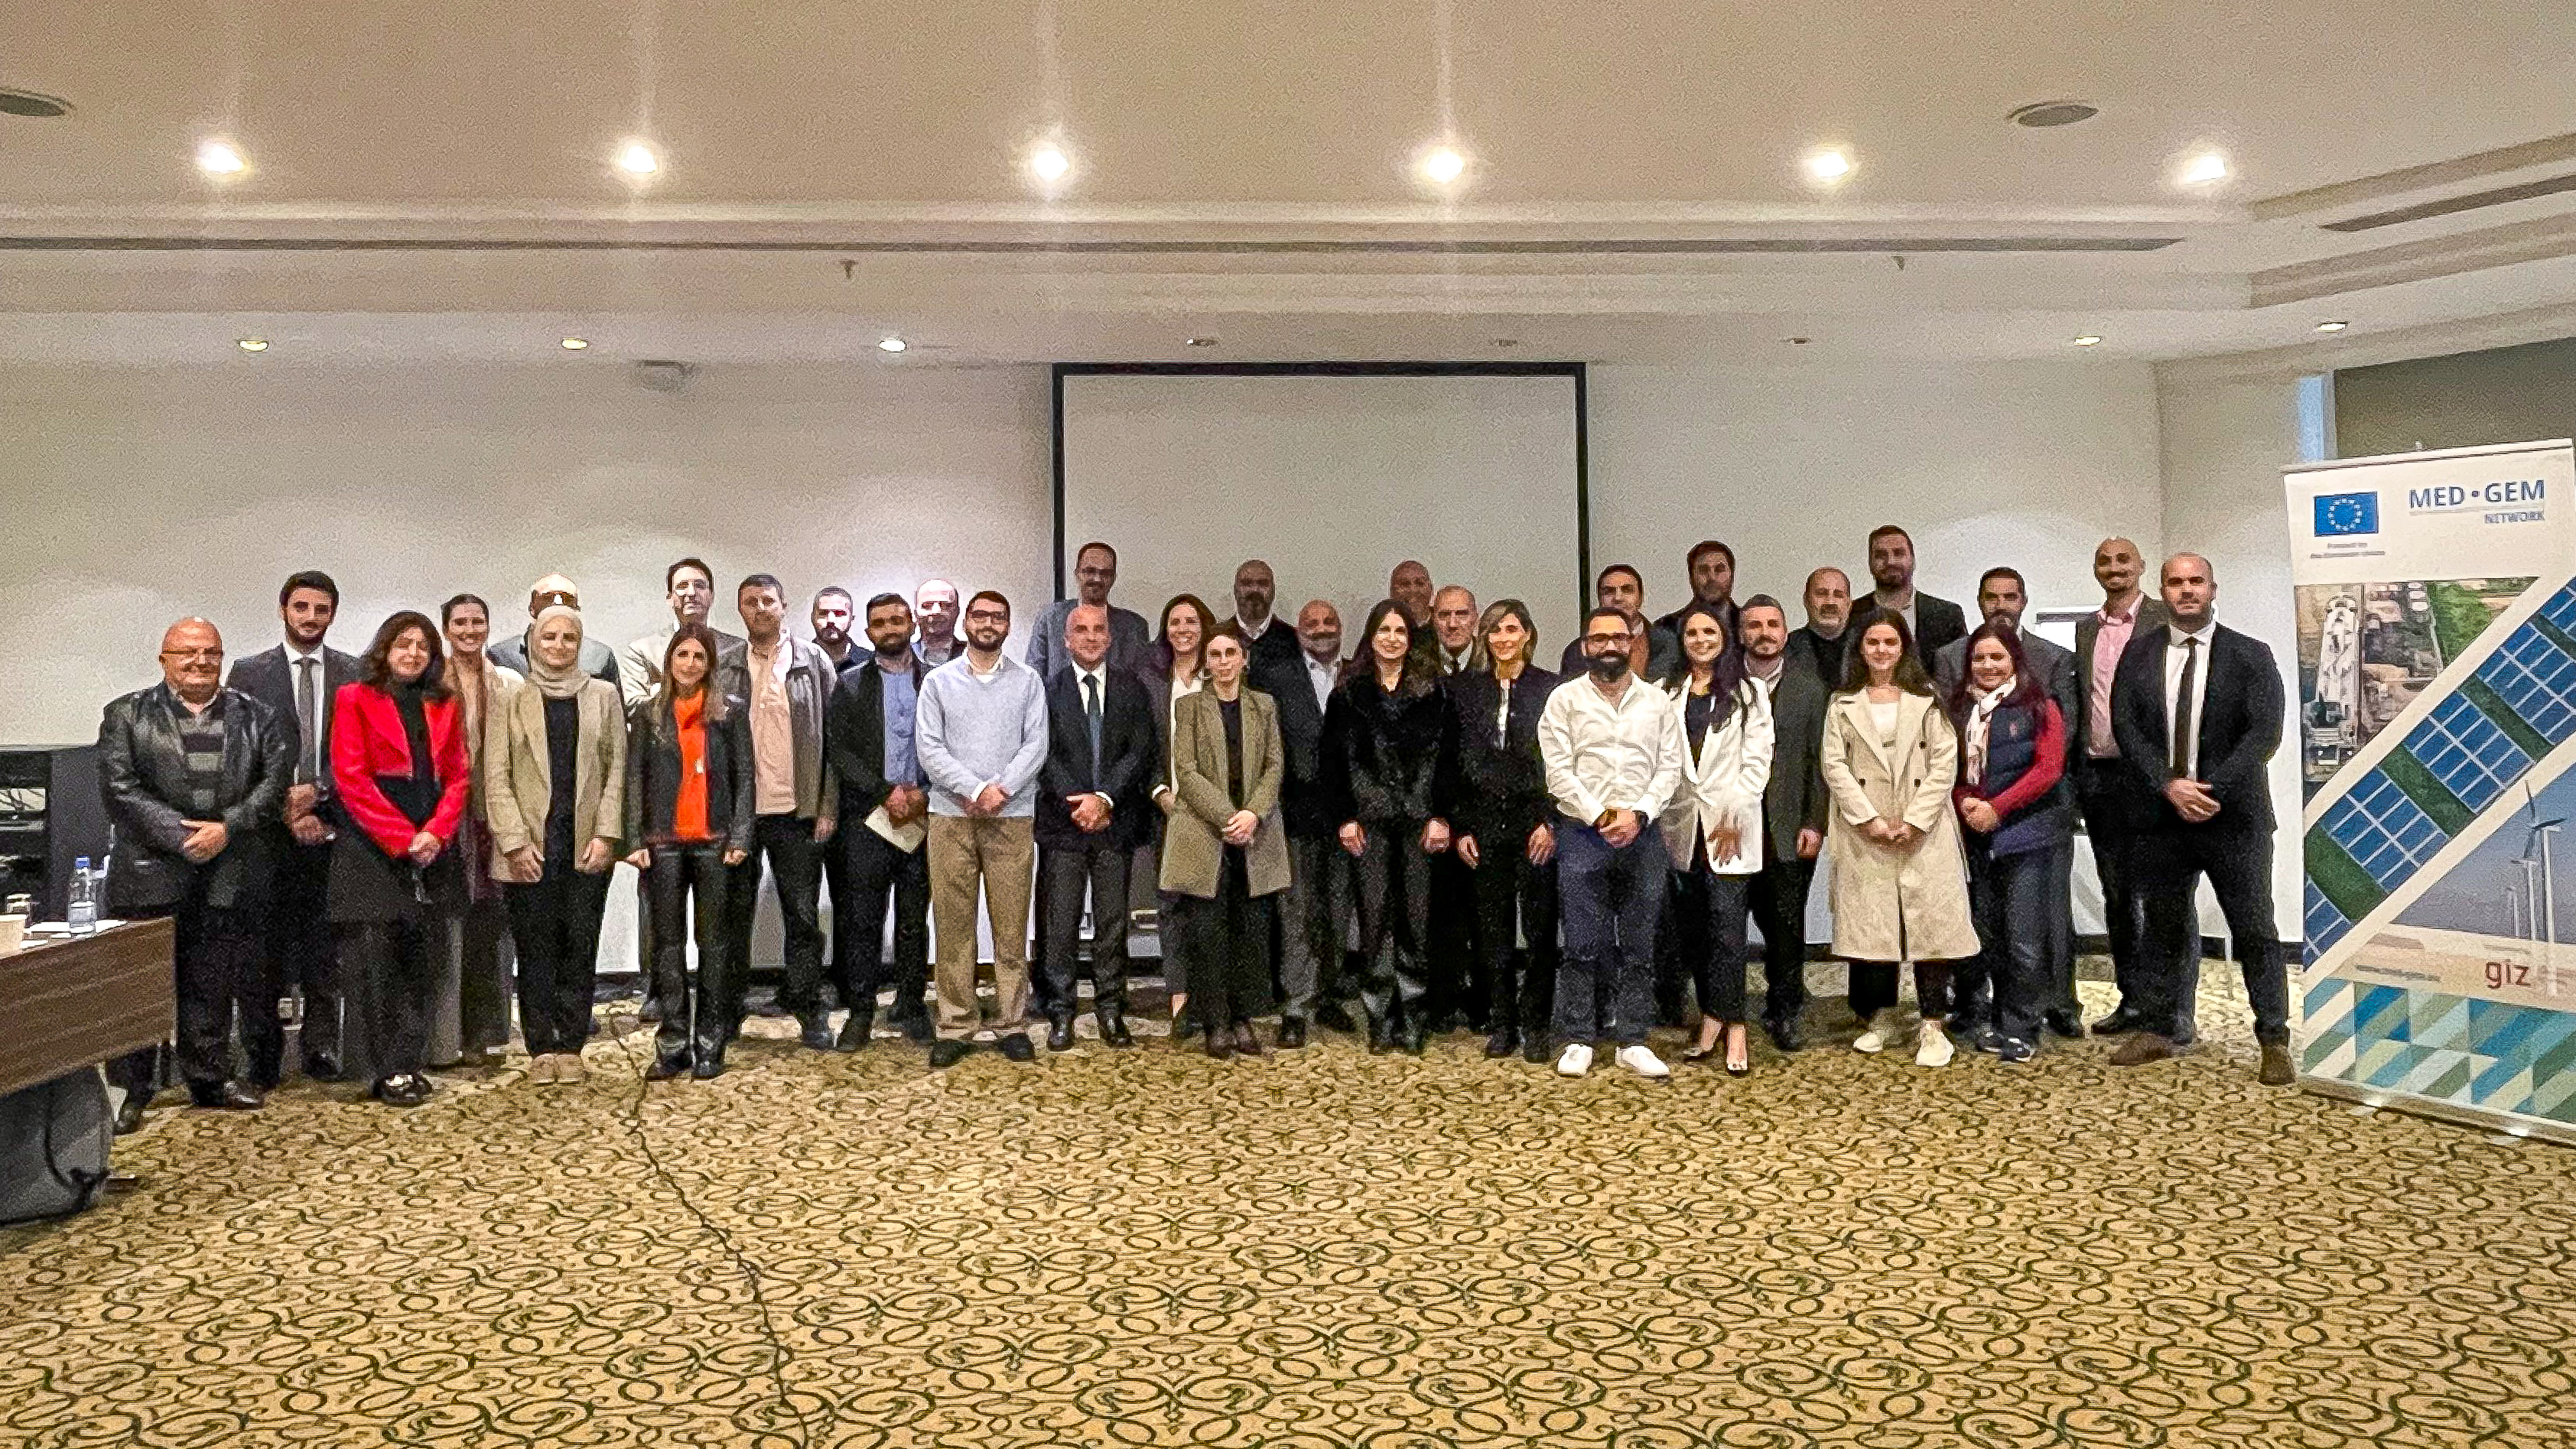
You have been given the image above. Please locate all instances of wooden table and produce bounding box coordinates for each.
[0,918,174,1097]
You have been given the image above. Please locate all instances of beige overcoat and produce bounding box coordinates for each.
[1819,689,1979,963]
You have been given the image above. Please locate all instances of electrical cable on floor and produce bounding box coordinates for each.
[602,1008,816,1448]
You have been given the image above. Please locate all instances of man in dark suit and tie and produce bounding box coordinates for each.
[1259,598,1358,1043]
[2107,552,2291,1085]
[1034,604,1157,1049]
[2071,537,2173,1035]
[1738,595,1826,1051]
[1863,525,1968,668]
[224,569,362,1084]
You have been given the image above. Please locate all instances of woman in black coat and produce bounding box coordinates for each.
[621,624,754,1080]
[1436,599,1561,1063]
[1328,599,1452,1054]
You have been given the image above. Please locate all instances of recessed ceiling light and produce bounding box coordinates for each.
[1028,143,1072,183]
[1419,145,1468,186]
[2178,151,2230,185]
[1183,336,1218,348]
[2315,320,2350,333]
[560,336,590,351]
[196,140,247,176]
[2070,334,2104,347]
[0,88,73,119]
[616,141,660,176]
[877,336,907,353]
[236,337,268,353]
[1804,148,1852,184]
[2007,99,2099,128]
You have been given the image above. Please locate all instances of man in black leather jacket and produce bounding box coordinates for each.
[98,618,294,1131]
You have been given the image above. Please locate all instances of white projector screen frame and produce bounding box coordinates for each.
[1052,362,1590,658]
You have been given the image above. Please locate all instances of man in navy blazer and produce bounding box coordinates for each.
[2106,552,2291,1085]
[1033,605,1158,1049]
[224,569,363,1084]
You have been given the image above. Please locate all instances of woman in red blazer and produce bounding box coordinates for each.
[329,610,472,1107]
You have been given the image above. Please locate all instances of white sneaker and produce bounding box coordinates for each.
[1615,1045,1670,1079]
[1555,1043,1594,1077]
[528,1054,557,1084]
[558,1053,588,1084]
[1914,1022,1955,1068]
[1853,1011,1894,1054]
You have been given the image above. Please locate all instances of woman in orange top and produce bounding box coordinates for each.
[328,610,473,1107]
[623,624,753,1080]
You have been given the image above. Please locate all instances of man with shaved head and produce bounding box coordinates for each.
[1388,560,1435,626]
[1033,603,1156,1048]
[1272,599,1358,1041]
[99,619,295,1132]
[490,572,619,684]
[2073,536,2172,1035]
[2108,551,2290,1087]
[1223,558,1301,678]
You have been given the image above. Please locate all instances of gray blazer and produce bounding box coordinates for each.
[1757,662,1832,863]
[483,677,629,876]
[1158,687,1290,900]
[2071,598,2172,759]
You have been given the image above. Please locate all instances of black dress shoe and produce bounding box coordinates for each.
[304,1051,343,1084]
[893,1012,935,1045]
[1763,1018,1804,1054]
[113,1090,149,1135]
[798,1012,835,1051]
[1203,1032,1234,1060]
[1316,1002,1359,1033]
[2044,1010,2087,1039]
[691,1055,726,1080]
[1521,1035,1551,1064]
[1099,1010,1137,1048]
[374,1074,433,1107]
[1046,1016,1076,1052]
[929,1039,971,1069]
[1402,1027,1428,1057]
[1231,1022,1267,1058]
[836,1014,873,1053]
[998,1032,1036,1063]
[1483,1029,1517,1058]
[1366,1020,1394,1054]
[1173,1015,1201,1041]
[1276,1017,1308,1050]
[636,996,665,1024]
[2091,1009,2139,1035]
[188,1081,265,1111]
[646,1054,687,1080]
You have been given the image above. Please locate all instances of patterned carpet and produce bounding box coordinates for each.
[6,970,2575,1449]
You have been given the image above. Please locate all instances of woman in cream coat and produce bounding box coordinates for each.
[483,606,626,1085]
[1820,609,1979,1068]
[1160,625,1290,1058]
[1659,605,1775,1075]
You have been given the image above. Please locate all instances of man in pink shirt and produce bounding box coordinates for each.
[2071,538,2171,1037]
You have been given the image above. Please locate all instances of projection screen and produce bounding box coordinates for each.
[1055,365,1588,655]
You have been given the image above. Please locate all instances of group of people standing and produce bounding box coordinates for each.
[94,521,2290,1131]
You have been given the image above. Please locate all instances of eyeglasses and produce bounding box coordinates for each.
[965,609,1009,623]
[1583,633,1629,646]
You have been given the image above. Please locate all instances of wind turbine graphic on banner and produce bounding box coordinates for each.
[2515,782,2564,953]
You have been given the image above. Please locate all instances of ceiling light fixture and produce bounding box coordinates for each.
[2315,319,2350,333]
[1419,145,1468,186]
[236,337,268,353]
[196,139,247,176]
[2178,151,2230,185]
[1028,142,1072,184]
[616,141,660,176]
[1804,148,1853,184]
[2007,99,2100,128]
[560,337,590,351]
[2070,334,2104,347]
[877,336,907,353]
[0,88,73,119]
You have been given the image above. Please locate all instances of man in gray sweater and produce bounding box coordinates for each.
[914,589,1052,1067]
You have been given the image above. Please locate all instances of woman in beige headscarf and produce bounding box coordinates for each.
[441,593,521,1065]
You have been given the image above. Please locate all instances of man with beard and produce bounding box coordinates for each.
[714,574,840,1048]
[225,570,361,1082]
[811,587,859,668]
[1555,564,1679,681]
[2074,536,2174,1037]
[1538,608,1686,1080]
[1862,525,1967,668]
[1654,540,1738,637]
[1271,599,1358,1040]
[1029,541,1151,682]
[825,593,936,1045]
[623,557,746,707]
[1223,558,1302,679]
[1788,567,1855,685]
[1735,595,1826,1050]
[1388,560,1436,628]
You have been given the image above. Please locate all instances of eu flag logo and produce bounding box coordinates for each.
[2315,492,2379,537]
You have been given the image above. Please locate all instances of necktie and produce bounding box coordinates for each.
[296,656,320,785]
[2170,637,2199,778]
[1084,673,1103,784]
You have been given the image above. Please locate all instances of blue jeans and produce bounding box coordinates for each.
[1551,817,1669,1046]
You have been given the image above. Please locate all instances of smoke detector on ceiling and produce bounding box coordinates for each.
[631,359,695,394]
[2008,100,2100,128]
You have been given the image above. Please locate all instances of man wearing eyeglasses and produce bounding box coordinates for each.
[99,619,295,1132]
[1537,607,1687,1080]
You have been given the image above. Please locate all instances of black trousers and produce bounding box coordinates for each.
[835,825,932,1024]
[457,895,515,1054]
[1469,840,1558,1038]
[1351,822,1433,1029]
[1748,853,1814,1028]
[259,837,340,1077]
[1849,960,1954,1021]
[2135,821,2287,1045]
[1278,830,1353,1020]
[1426,852,1481,1028]
[348,915,446,1081]
[2077,765,2148,1011]
[1039,836,1135,1018]
[724,814,827,1015]
[1671,857,1752,1023]
[647,846,733,1062]
[109,875,262,1095]
[1961,838,2057,1041]
[1173,853,1276,1028]
[505,867,611,1055]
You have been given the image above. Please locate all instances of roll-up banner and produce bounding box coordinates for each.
[2289,438,2576,1141]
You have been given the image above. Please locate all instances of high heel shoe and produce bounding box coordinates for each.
[1723,1023,1752,1077]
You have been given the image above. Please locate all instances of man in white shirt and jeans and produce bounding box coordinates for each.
[1538,607,1687,1079]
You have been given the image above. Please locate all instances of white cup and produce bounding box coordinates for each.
[0,915,24,957]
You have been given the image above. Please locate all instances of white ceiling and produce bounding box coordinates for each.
[3,2,2575,366]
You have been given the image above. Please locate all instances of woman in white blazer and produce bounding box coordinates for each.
[1659,606,1775,1074]
[483,606,627,1086]
[1819,609,1980,1068]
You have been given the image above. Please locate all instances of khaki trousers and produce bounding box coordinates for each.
[929,814,1036,1040]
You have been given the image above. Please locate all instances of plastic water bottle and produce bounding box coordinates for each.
[67,857,97,935]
